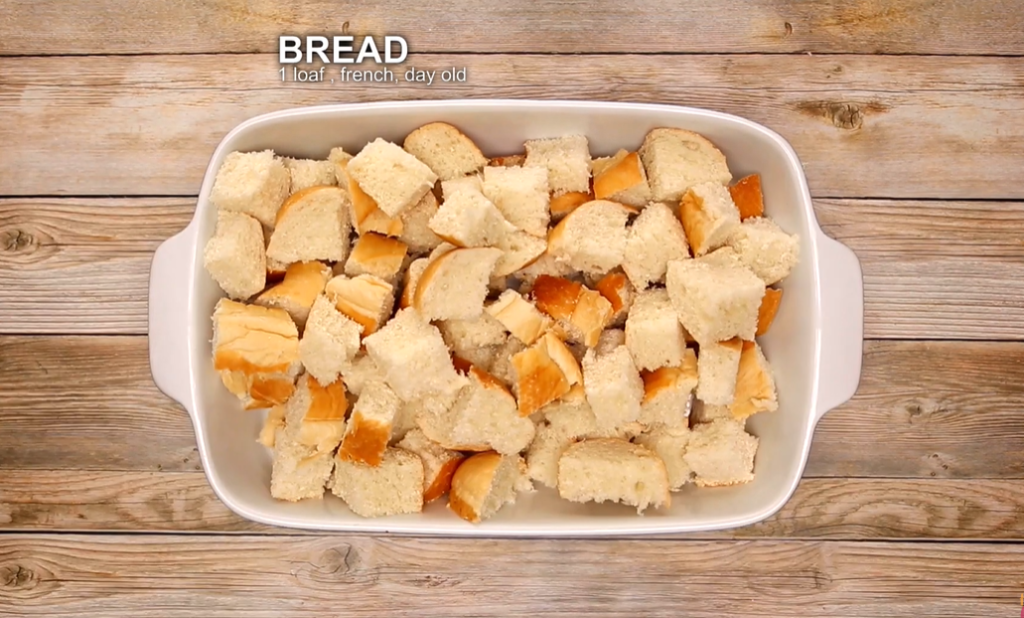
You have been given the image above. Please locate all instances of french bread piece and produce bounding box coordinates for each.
[203,210,267,300]
[212,299,301,409]
[594,271,635,327]
[679,181,742,257]
[581,344,644,433]
[267,186,351,264]
[524,134,591,196]
[413,247,503,321]
[481,166,551,237]
[338,158,404,237]
[281,157,337,193]
[514,250,576,285]
[257,405,286,448]
[593,150,652,207]
[299,294,362,385]
[634,425,692,490]
[541,384,644,440]
[339,353,383,398]
[493,229,548,277]
[548,191,593,220]
[399,257,429,310]
[729,173,764,220]
[665,258,765,345]
[338,379,401,466]
[689,400,733,424]
[327,147,353,187]
[266,256,289,282]
[270,427,336,502]
[331,447,425,517]
[398,190,443,255]
[624,288,688,371]
[727,217,800,285]
[731,340,779,420]
[531,274,583,323]
[621,202,691,289]
[756,288,783,336]
[284,374,348,454]
[639,349,698,429]
[253,261,331,330]
[363,307,469,401]
[343,232,409,284]
[209,150,290,228]
[589,150,627,178]
[525,420,575,488]
[489,153,526,167]
[396,428,465,503]
[486,290,551,345]
[571,287,613,348]
[557,438,670,513]
[325,273,394,338]
[441,174,483,200]
[638,128,732,203]
[428,186,514,248]
[346,138,439,217]
[548,200,634,277]
[511,332,582,417]
[438,312,508,353]
[683,418,759,487]
[403,121,488,181]
[696,337,743,405]
[448,451,530,523]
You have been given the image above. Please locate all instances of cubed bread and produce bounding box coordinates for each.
[339,379,401,466]
[299,294,362,385]
[441,174,483,200]
[399,257,429,310]
[727,217,800,285]
[331,447,425,517]
[339,354,382,399]
[266,256,289,282]
[524,134,591,195]
[493,230,547,277]
[324,273,395,337]
[209,150,290,228]
[594,271,635,327]
[590,151,625,177]
[398,190,443,255]
[679,181,741,257]
[638,128,731,203]
[665,258,765,345]
[254,261,332,330]
[757,288,783,336]
[270,428,336,502]
[557,438,670,513]
[343,232,409,283]
[571,287,613,348]
[449,451,530,523]
[549,191,592,220]
[489,336,527,388]
[486,290,551,345]
[525,421,574,488]
[481,166,551,237]
[625,288,688,371]
[690,401,733,424]
[581,345,643,433]
[338,158,404,237]
[548,200,633,277]
[203,210,267,300]
[514,251,575,285]
[593,150,652,207]
[403,122,488,181]
[622,202,691,289]
[531,275,583,323]
[696,338,743,405]
[542,385,643,440]
[267,186,351,264]
[729,173,763,220]
[327,147,353,185]
[396,428,465,503]
[438,312,508,351]
[512,332,583,417]
[212,299,301,409]
[731,341,778,420]
[257,406,286,448]
[413,247,503,321]
[363,307,468,401]
[634,425,692,490]
[428,186,513,248]
[284,374,348,454]
[281,157,337,193]
[639,349,698,429]
[683,419,758,487]
[346,138,438,217]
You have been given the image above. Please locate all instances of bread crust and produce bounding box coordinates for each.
[756,288,783,336]
[447,451,502,523]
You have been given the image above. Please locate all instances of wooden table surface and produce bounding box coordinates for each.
[2,1,1024,616]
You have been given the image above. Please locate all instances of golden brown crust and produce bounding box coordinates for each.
[729,174,764,221]
[488,154,525,167]
[756,288,783,336]
[257,406,287,447]
[255,261,330,316]
[531,275,582,321]
[338,411,390,466]
[348,232,409,279]
[342,160,404,236]
[247,376,297,409]
[447,451,502,523]
[424,455,464,503]
[326,275,392,337]
[412,250,456,311]
[570,288,613,348]
[594,272,629,314]
[305,378,348,421]
[543,332,582,386]
[593,151,645,200]
[731,341,776,420]
[640,348,697,403]
[679,189,710,256]
[274,186,333,227]
[549,191,593,218]
[720,337,744,353]
[512,340,571,417]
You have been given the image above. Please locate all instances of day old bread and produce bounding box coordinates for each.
[679,181,741,257]
[666,258,765,345]
[625,288,689,371]
[486,290,551,345]
[267,186,351,264]
[209,150,290,228]
[581,345,644,433]
[324,274,395,337]
[339,158,404,237]
[557,438,670,513]
[639,128,731,203]
[729,174,764,220]
[281,157,337,193]
[343,232,409,284]
[403,122,488,181]
[622,202,690,289]
[332,447,425,517]
[512,332,582,417]
[696,338,743,405]
[345,138,438,217]
[398,190,443,255]
[493,230,548,277]
[757,288,783,336]
[203,210,267,300]
[481,166,551,237]
[524,134,591,196]
[593,150,652,207]
[284,374,348,454]
[299,294,362,385]
[339,379,401,466]
[634,425,692,490]
[396,428,465,503]
[428,186,514,248]
[258,406,286,448]
[594,271,635,327]
[639,349,698,429]
[731,340,778,420]
[683,419,758,487]
[254,261,331,330]
[727,217,800,285]
[548,191,593,220]
[413,247,503,321]
[270,427,336,502]
[548,200,634,277]
[449,451,530,523]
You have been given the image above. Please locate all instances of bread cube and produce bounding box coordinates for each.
[398,190,443,255]
[548,200,633,277]
[254,261,331,330]
[438,312,509,352]
[267,186,351,264]
[346,138,438,217]
[757,287,783,336]
[281,157,337,193]
[209,150,290,228]
[493,230,547,277]
[665,258,765,345]
[680,181,741,257]
[727,217,800,285]
[729,174,764,220]
[731,341,779,420]
[696,338,743,405]
[593,150,652,207]
[449,452,530,523]
[542,385,643,440]
[639,348,698,429]
[622,202,691,289]
[428,186,513,248]
[399,257,429,310]
[481,166,551,237]
[299,294,362,385]
[683,419,758,487]
[634,425,692,490]
[549,191,592,220]
[270,428,335,502]
[525,421,573,489]
[557,438,670,513]
[638,128,731,203]
[284,374,348,454]
[324,273,395,337]
[338,158,404,237]
[441,174,483,200]
[571,288,613,348]
[343,232,409,284]
[486,290,551,345]
[331,447,425,517]
[203,210,267,300]
[338,353,382,398]
[581,345,644,433]
[396,428,465,503]
[625,288,689,371]
[511,334,573,417]
[403,122,488,181]
[413,247,503,321]
[338,379,401,466]
[257,406,287,448]
[524,134,591,195]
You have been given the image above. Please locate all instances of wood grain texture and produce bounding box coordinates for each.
[1,337,1022,478]
[1,535,1022,617]
[2,54,1022,198]
[5,198,1022,339]
[5,470,1024,541]
[1,0,1022,56]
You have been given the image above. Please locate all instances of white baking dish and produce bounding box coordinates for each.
[148,100,863,535]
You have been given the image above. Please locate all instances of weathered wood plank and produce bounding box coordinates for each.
[4,470,1024,540]
[3,198,1024,339]
[1,0,1022,56]
[1,337,1022,478]
[0,535,1020,617]
[2,54,1022,198]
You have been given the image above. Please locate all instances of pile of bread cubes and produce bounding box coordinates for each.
[203,121,799,522]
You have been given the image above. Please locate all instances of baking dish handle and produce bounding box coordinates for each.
[148,222,197,413]
[814,232,864,422]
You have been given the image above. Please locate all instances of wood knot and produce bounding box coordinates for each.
[784,22,793,36]
[1,564,39,590]
[1,229,35,253]
[796,100,888,131]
